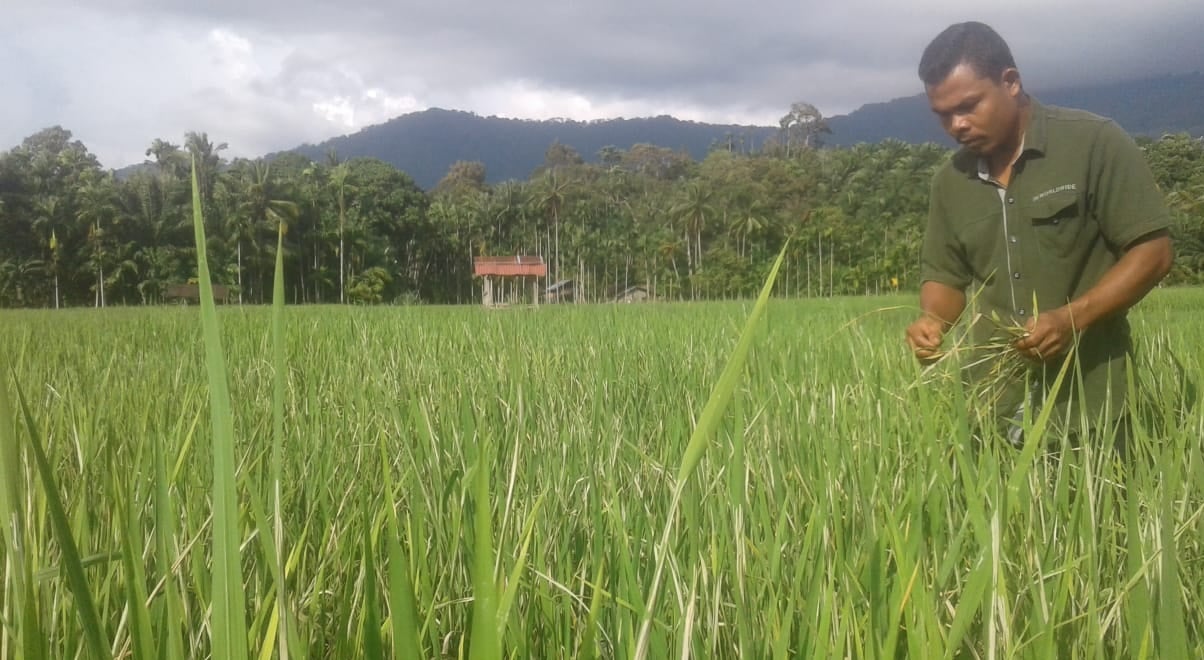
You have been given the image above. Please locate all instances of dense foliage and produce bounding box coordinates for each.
[2,127,1202,307]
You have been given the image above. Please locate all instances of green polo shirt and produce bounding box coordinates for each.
[921,98,1170,432]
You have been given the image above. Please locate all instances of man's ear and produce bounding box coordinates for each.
[1000,67,1022,96]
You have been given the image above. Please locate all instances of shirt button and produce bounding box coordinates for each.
[1018,308,1027,316]
[1013,272,1021,279]
[1009,235,1018,243]
[1007,197,1015,204]
[1052,219,1060,225]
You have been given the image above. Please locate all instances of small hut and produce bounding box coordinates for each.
[544,280,576,304]
[614,285,651,303]
[473,256,547,306]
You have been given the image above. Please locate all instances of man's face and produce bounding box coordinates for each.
[926,62,1023,157]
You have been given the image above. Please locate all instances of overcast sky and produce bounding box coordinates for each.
[3,1,1202,169]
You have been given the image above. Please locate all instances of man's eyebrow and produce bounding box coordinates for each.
[933,95,979,115]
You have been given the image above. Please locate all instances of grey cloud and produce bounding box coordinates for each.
[5,1,1204,168]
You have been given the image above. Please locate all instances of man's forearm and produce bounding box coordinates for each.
[919,281,967,327]
[1064,232,1173,330]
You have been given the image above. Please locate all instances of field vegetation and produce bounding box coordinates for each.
[2,119,1202,659]
[1,282,1201,657]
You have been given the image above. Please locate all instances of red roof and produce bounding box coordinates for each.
[473,255,547,277]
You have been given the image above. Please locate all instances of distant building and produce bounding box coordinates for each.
[544,279,576,304]
[473,256,546,306]
[614,285,651,303]
[165,283,230,304]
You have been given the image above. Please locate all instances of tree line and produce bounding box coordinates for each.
[1,124,1202,308]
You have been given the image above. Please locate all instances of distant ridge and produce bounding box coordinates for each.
[268,71,1204,190]
[826,71,1204,148]
[283,111,778,188]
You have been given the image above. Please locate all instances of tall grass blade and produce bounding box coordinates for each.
[496,493,545,639]
[634,241,789,660]
[1005,349,1074,498]
[1157,444,1188,658]
[378,442,422,659]
[12,377,112,657]
[362,502,384,659]
[152,434,185,660]
[469,432,500,660]
[190,156,249,660]
[118,476,155,660]
[0,356,40,660]
[271,200,290,660]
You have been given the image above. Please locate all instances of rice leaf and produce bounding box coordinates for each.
[0,357,41,659]
[271,197,291,660]
[377,441,422,659]
[634,240,789,660]
[190,155,249,660]
[1157,443,1188,658]
[118,475,155,660]
[468,431,500,660]
[495,493,545,639]
[152,433,185,660]
[362,501,384,659]
[12,377,111,657]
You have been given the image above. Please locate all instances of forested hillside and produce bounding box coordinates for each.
[2,126,1202,308]
[274,72,1204,188]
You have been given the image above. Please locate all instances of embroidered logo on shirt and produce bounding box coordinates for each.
[1031,184,1077,203]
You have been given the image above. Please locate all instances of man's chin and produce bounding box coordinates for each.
[960,140,988,154]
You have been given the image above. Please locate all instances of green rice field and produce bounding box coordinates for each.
[1,288,1202,658]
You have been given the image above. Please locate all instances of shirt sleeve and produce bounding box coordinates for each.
[920,175,972,290]
[1088,121,1172,249]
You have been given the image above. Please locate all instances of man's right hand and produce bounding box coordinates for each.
[906,315,947,363]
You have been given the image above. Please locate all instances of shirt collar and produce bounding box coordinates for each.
[1022,95,1048,156]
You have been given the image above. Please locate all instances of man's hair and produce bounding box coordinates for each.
[918,22,1017,86]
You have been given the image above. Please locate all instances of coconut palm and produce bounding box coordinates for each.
[226,160,300,303]
[328,161,356,303]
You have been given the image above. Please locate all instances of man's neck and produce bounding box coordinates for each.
[987,97,1031,185]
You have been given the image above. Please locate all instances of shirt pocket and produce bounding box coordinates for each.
[1026,192,1084,259]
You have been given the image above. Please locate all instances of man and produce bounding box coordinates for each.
[905,22,1173,444]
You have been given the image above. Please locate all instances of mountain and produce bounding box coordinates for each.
[826,71,1204,148]
[275,72,1204,190]
[283,111,776,189]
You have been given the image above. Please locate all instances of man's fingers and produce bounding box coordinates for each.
[906,326,936,348]
[1013,332,1035,351]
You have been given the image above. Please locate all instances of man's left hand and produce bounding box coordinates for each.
[1013,307,1077,362]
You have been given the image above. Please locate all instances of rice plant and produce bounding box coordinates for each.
[0,226,1201,656]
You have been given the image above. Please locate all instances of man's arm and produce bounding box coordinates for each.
[1014,230,1173,359]
[906,280,967,360]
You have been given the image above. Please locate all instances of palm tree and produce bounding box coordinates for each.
[228,161,300,303]
[145,139,188,180]
[535,171,571,283]
[0,258,45,307]
[185,132,228,220]
[76,173,120,306]
[31,195,63,307]
[299,162,329,302]
[729,203,766,261]
[669,181,715,292]
[328,161,355,303]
